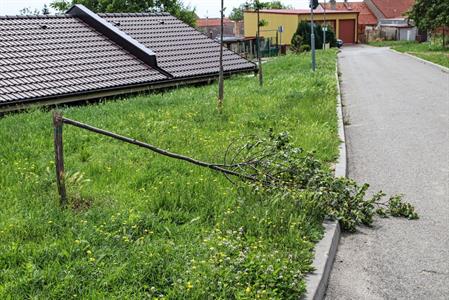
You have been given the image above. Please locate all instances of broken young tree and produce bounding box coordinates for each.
[52,112,418,231]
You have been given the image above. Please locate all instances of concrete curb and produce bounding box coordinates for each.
[304,61,346,300]
[389,48,449,74]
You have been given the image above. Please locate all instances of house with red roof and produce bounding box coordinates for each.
[322,1,378,42]
[322,0,417,41]
[196,18,243,39]
[365,0,415,20]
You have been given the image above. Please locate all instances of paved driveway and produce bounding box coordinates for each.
[326,46,449,299]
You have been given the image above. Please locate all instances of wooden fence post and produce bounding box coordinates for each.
[53,111,67,207]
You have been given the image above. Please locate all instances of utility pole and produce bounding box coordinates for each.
[310,0,316,71]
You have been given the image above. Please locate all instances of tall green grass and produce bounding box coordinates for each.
[369,40,449,68]
[0,51,339,299]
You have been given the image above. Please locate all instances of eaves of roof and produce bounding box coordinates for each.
[0,68,255,113]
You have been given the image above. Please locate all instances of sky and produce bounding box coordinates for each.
[0,0,361,17]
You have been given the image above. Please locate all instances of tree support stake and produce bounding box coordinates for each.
[53,111,67,207]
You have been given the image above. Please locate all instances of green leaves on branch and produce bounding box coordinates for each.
[408,0,449,32]
[236,131,418,232]
[50,0,197,27]
[229,1,290,21]
[258,19,268,27]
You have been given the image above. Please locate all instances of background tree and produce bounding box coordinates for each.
[229,1,290,21]
[408,0,449,46]
[42,4,50,15]
[50,0,197,27]
[19,7,41,15]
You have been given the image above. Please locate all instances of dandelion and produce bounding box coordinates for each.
[89,257,96,262]
[245,287,251,293]
[186,281,193,289]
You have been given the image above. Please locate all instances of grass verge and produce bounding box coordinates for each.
[0,51,339,299]
[369,40,449,68]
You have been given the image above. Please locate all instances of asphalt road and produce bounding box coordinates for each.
[326,46,449,299]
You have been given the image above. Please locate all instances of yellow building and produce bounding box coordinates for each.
[244,9,359,45]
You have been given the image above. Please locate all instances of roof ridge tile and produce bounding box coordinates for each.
[0,14,73,19]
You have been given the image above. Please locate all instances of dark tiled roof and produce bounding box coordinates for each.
[0,15,167,103]
[0,7,256,109]
[100,14,256,78]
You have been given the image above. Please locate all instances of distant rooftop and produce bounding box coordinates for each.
[321,2,377,25]
[370,0,415,19]
[196,18,235,27]
[246,8,359,15]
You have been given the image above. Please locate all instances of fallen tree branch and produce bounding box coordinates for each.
[60,115,260,183]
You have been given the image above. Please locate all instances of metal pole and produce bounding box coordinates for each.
[310,1,316,71]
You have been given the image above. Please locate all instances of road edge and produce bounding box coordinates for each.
[304,60,346,300]
[389,48,449,74]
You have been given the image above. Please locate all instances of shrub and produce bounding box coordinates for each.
[290,34,304,52]
[299,45,311,53]
[291,21,337,50]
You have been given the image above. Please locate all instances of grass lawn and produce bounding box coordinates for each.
[369,40,449,68]
[0,51,339,299]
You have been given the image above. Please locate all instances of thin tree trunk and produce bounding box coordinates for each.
[217,0,224,111]
[443,26,446,48]
[257,8,263,86]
